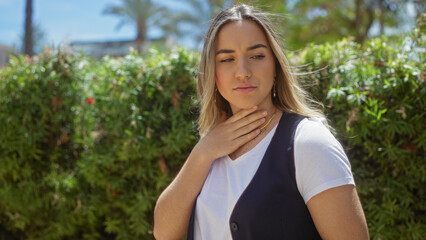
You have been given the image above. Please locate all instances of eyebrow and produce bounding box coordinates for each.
[215,43,268,55]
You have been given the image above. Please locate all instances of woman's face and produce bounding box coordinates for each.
[215,20,276,113]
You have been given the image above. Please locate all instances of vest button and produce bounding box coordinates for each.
[230,222,239,232]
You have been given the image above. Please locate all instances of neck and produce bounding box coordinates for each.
[260,108,277,131]
[228,104,282,160]
[231,104,277,122]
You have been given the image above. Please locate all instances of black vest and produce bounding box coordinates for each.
[187,112,322,239]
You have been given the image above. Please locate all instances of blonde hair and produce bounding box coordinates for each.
[197,4,326,137]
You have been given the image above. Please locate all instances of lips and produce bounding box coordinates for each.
[234,84,257,93]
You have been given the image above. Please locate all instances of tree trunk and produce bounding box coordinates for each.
[413,0,425,22]
[354,0,362,31]
[379,0,385,35]
[24,0,33,56]
[356,7,374,43]
[353,0,375,43]
[135,21,146,53]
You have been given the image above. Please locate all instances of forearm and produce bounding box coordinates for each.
[153,107,266,239]
[153,147,213,240]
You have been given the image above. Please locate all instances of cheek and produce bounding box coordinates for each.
[215,66,229,90]
[261,58,275,76]
[253,61,275,83]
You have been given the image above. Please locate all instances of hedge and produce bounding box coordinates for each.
[0,48,199,239]
[0,29,424,239]
[290,28,425,239]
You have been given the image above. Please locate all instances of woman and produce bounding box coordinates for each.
[154,4,369,240]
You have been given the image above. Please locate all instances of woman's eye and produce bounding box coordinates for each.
[251,54,265,59]
[220,58,234,63]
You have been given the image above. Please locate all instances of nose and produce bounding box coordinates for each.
[234,58,251,80]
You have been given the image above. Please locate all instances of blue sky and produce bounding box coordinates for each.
[0,0,419,52]
[0,0,190,50]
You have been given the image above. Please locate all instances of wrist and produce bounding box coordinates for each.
[192,140,218,165]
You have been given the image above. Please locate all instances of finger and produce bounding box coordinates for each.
[232,110,267,130]
[227,106,258,123]
[233,117,266,139]
[234,128,261,146]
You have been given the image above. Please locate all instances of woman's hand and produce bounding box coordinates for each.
[154,106,267,240]
[194,106,267,161]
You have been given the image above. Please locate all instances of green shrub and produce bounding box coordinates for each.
[0,29,423,239]
[0,48,199,239]
[290,29,425,239]
[0,50,89,239]
[75,49,198,239]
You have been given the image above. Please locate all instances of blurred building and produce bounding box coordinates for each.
[70,39,134,58]
[0,44,14,67]
[69,37,176,58]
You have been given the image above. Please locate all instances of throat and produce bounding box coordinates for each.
[229,110,282,160]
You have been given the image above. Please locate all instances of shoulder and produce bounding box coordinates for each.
[294,118,355,203]
[295,117,337,148]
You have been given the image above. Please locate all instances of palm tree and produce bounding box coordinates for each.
[21,22,46,54]
[24,0,33,56]
[172,0,232,48]
[103,0,177,53]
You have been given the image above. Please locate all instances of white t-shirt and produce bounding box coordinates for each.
[193,117,355,240]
